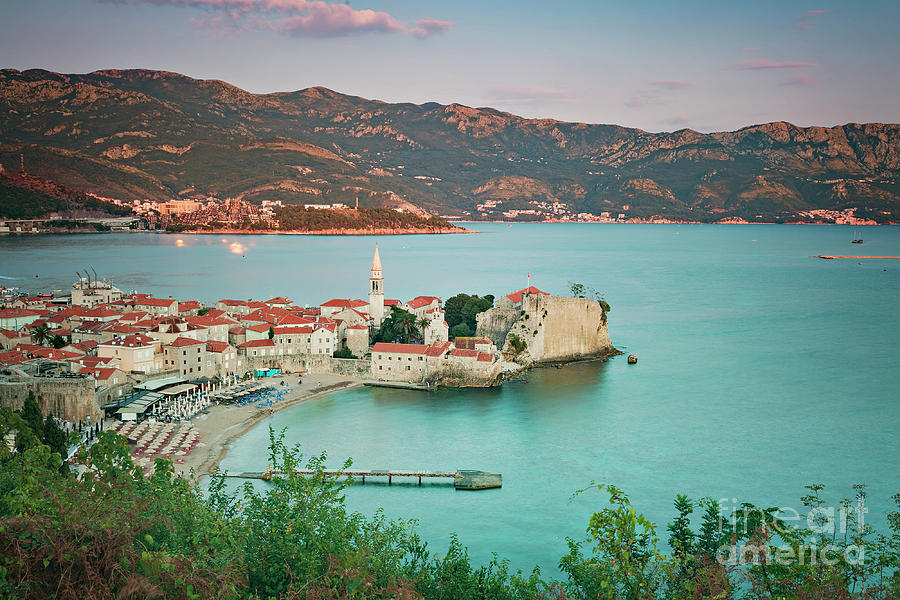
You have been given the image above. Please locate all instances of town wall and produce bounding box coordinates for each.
[429,361,503,388]
[244,354,371,379]
[0,374,101,422]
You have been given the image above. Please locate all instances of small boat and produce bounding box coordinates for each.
[851,229,863,244]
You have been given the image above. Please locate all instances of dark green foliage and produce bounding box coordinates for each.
[48,335,66,349]
[29,323,50,346]
[450,322,471,339]
[17,392,43,439]
[508,334,526,355]
[275,205,454,232]
[333,346,357,359]
[197,307,210,316]
[0,425,899,599]
[267,325,274,339]
[373,305,421,344]
[444,293,494,332]
[41,415,67,459]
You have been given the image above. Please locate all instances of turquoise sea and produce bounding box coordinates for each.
[2,224,899,575]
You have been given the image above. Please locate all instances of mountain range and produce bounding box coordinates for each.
[1,68,898,223]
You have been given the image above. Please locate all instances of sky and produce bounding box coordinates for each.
[1,0,898,132]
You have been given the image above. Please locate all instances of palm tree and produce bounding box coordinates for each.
[30,323,51,346]
[417,318,430,343]
[398,311,418,344]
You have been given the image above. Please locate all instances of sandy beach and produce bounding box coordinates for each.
[178,372,364,478]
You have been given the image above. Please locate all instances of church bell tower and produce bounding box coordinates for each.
[369,245,385,326]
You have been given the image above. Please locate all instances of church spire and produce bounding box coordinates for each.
[371,244,382,277]
[369,245,385,326]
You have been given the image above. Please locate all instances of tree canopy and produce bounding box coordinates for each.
[444,293,494,334]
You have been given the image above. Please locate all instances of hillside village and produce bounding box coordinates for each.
[0,248,614,426]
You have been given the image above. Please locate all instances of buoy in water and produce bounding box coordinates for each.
[627,354,638,364]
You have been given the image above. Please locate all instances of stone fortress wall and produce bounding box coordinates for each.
[478,294,616,367]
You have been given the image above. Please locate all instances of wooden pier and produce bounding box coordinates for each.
[224,468,501,490]
[815,255,900,260]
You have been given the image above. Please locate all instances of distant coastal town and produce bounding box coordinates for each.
[0,247,615,475]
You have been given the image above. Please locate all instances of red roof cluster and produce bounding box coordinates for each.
[239,339,275,348]
[136,297,178,307]
[505,286,548,304]
[205,341,231,353]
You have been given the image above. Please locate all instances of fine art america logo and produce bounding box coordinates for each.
[715,496,868,566]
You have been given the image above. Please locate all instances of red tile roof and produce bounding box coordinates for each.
[321,298,369,308]
[228,326,246,334]
[273,325,314,335]
[505,286,548,304]
[346,324,369,331]
[372,342,427,354]
[384,299,400,306]
[477,352,494,362]
[239,339,275,348]
[453,336,493,350]
[167,337,205,348]
[71,356,116,368]
[101,334,155,348]
[425,341,452,357]
[247,323,272,333]
[136,297,178,307]
[405,296,440,309]
[265,297,291,304]
[79,366,118,380]
[205,341,231,353]
[217,299,247,306]
[449,348,478,358]
[0,308,42,319]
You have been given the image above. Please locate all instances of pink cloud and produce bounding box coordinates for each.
[103,0,452,38]
[784,73,821,86]
[652,80,694,90]
[410,18,452,39]
[803,9,831,16]
[730,59,818,70]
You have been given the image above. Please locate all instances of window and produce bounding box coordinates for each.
[378,365,382,370]
[406,366,410,370]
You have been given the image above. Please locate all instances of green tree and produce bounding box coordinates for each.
[374,306,421,344]
[417,317,430,342]
[667,494,696,596]
[450,322,471,338]
[333,346,357,359]
[49,335,66,349]
[17,391,43,438]
[41,415,68,458]
[443,293,471,328]
[267,325,274,339]
[197,307,210,316]
[30,323,51,346]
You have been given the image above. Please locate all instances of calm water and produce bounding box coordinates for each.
[3,224,899,574]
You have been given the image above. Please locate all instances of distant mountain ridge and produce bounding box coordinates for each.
[1,67,898,222]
